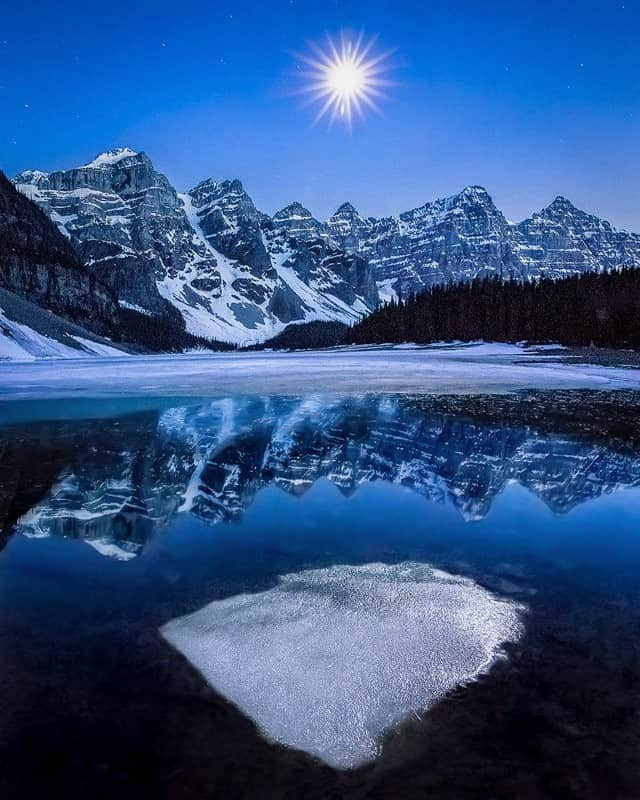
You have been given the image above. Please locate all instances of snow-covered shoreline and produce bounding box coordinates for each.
[1,343,639,400]
[0,303,128,362]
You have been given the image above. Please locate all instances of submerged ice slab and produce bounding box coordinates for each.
[161,562,523,768]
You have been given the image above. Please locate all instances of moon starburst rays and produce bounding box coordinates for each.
[294,34,395,129]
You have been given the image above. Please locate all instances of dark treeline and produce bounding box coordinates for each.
[114,308,237,353]
[349,269,640,348]
[250,320,348,351]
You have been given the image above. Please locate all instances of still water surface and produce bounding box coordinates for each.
[1,391,639,798]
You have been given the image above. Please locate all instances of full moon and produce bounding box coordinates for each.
[327,59,366,106]
[296,34,394,129]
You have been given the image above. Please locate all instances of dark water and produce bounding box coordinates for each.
[1,391,640,799]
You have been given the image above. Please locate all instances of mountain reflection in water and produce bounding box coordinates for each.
[2,391,640,559]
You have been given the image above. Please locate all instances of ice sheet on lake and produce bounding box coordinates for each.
[161,562,524,768]
[1,345,639,398]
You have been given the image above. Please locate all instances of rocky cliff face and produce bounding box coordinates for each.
[514,196,640,277]
[363,186,523,295]
[327,202,375,252]
[273,202,331,243]
[1,166,221,356]
[265,203,378,312]
[14,149,201,325]
[0,170,118,331]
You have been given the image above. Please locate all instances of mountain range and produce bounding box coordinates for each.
[4,145,640,351]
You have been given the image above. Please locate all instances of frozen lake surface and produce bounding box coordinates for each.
[1,343,639,399]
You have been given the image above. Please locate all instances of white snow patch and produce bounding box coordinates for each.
[118,300,153,316]
[376,279,398,303]
[528,343,568,351]
[70,336,130,357]
[158,195,375,345]
[82,148,139,168]
[0,309,80,361]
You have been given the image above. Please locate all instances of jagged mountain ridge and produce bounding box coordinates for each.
[13,147,640,343]
[14,149,377,344]
[327,187,640,296]
[514,195,640,276]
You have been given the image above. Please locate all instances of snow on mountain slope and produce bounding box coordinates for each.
[328,187,640,296]
[0,300,126,361]
[14,153,379,344]
[13,151,214,324]
[326,187,522,293]
[82,147,139,168]
[183,178,377,340]
[14,149,640,342]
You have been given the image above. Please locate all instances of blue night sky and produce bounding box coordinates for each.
[2,0,638,229]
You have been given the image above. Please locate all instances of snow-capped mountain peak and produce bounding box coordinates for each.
[326,202,373,253]
[458,184,492,201]
[273,202,328,242]
[334,201,360,216]
[13,169,49,186]
[11,149,380,344]
[514,194,640,275]
[273,201,314,222]
[81,147,141,168]
[546,195,577,211]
